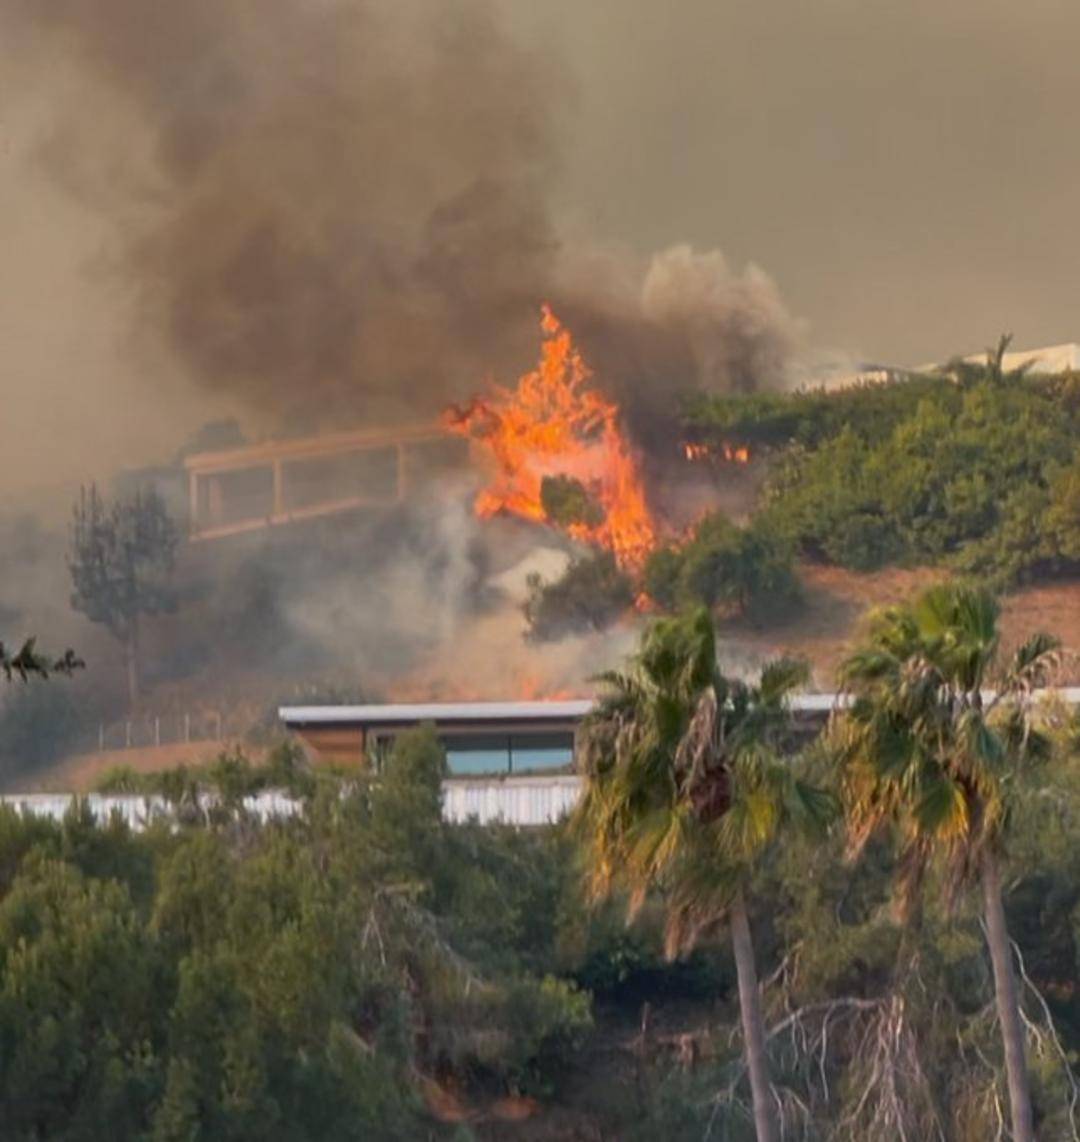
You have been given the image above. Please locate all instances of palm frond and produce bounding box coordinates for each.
[758,655,810,706]
[1002,631,1062,695]
[958,708,1005,773]
[913,773,969,840]
[785,778,839,835]
[1,638,84,682]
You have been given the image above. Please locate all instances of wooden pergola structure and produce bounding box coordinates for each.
[183,423,463,540]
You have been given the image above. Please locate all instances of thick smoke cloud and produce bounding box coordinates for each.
[2,0,798,444]
[0,0,805,746]
[3,0,564,425]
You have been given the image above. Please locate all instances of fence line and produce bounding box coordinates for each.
[88,711,249,755]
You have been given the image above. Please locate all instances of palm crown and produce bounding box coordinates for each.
[576,607,833,957]
[835,583,1060,910]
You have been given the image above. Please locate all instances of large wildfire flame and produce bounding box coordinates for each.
[444,306,656,567]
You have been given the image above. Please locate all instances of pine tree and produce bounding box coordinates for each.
[69,484,177,708]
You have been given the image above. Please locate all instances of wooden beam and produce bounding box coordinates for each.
[183,422,446,475]
[188,491,397,542]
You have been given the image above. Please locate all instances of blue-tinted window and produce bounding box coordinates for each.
[440,731,576,776]
[444,735,511,776]
[510,732,574,773]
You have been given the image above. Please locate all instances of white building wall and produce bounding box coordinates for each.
[0,778,584,831]
[441,775,582,826]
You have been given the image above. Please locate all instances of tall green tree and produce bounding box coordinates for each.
[576,608,833,1142]
[834,583,1060,1142]
[69,484,177,708]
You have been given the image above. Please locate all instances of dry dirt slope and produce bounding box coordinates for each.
[717,563,1080,691]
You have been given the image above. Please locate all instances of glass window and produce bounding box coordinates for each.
[509,732,575,774]
[443,734,511,776]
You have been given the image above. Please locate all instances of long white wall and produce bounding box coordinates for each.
[0,777,585,831]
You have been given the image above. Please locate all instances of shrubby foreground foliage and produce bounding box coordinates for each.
[0,731,590,1140]
[3,653,1080,1138]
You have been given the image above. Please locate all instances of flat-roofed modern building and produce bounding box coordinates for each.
[278,688,1080,775]
[277,695,851,776]
[275,689,1080,825]
[278,699,593,776]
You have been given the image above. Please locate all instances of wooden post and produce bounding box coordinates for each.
[207,474,224,526]
[98,723,105,751]
[154,717,160,747]
[188,468,199,536]
[184,712,190,743]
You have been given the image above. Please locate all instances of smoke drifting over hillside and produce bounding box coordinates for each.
[1,0,799,442]
[0,0,806,743]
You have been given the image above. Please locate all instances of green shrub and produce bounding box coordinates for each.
[94,764,149,794]
[692,369,1080,584]
[523,551,635,641]
[643,513,800,621]
[540,475,605,529]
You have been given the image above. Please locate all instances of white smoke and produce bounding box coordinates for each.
[640,244,803,392]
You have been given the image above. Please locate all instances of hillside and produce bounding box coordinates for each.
[18,559,1080,798]
[717,562,1080,689]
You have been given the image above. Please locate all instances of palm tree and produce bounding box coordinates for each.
[834,583,1059,1142]
[576,608,834,1142]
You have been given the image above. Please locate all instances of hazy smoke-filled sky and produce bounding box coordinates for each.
[509,0,1080,362]
[3,0,1079,503]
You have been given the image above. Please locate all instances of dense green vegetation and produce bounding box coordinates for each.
[525,517,800,640]
[3,589,1080,1138]
[686,353,1080,587]
[643,513,800,622]
[0,730,591,1140]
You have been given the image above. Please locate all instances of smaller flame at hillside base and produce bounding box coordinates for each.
[443,305,656,568]
[683,441,750,464]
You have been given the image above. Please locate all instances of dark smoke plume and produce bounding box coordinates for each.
[4,0,799,441]
[4,0,560,423]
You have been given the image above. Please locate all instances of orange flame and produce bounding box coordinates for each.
[444,305,656,567]
[682,441,751,464]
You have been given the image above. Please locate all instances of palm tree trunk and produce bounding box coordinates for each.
[730,888,776,1142]
[981,851,1034,1142]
